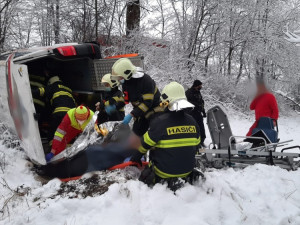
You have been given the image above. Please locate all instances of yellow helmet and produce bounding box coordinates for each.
[112,58,136,80]
[75,105,89,121]
[161,82,194,111]
[101,73,120,88]
[47,76,61,85]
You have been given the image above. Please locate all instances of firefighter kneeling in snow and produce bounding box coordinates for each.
[45,105,94,162]
[130,82,202,191]
[95,73,125,125]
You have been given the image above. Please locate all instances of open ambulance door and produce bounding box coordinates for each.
[6,54,46,165]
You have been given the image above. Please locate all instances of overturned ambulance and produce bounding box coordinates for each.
[0,43,143,165]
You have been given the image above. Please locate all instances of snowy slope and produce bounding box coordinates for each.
[0,113,300,225]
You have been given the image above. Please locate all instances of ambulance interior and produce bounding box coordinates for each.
[24,56,101,152]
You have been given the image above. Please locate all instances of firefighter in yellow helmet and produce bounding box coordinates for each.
[111,58,162,137]
[130,81,202,191]
[46,105,94,162]
[95,73,125,125]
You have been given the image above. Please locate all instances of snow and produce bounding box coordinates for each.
[0,112,300,225]
[1,153,300,225]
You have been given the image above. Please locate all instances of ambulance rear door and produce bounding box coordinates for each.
[6,54,46,165]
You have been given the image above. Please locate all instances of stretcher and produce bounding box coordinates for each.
[196,106,300,170]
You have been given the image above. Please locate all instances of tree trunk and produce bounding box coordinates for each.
[54,0,60,44]
[95,0,98,41]
[236,41,246,85]
[126,0,140,37]
[107,0,117,45]
[83,0,86,41]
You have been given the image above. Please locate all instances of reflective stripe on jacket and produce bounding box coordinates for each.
[122,74,161,118]
[52,108,94,155]
[30,74,46,107]
[33,81,76,114]
[138,110,200,178]
[103,88,125,121]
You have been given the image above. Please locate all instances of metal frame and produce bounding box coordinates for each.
[197,105,300,171]
[197,137,300,170]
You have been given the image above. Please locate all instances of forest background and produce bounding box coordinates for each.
[1,0,300,114]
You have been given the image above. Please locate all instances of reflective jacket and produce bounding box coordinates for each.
[51,108,94,155]
[122,74,161,118]
[138,110,200,178]
[97,88,125,124]
[29,74,46,109]
[33,81,76,114]
[104,88,125,120]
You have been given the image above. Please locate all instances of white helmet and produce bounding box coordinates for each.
[101,73,120,88]
[161,82,194,111]
[112,58,137,80]
[48,76,61,85]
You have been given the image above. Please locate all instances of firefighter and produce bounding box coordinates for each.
[95,73,125,125]
[46,105,94,162]
[111,58,162,137]
[130,82,202,191]
[33,74,76,142]
[29,73,47,121]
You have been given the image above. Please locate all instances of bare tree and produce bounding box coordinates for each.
[126,0,140,37]
[0,0,18,50]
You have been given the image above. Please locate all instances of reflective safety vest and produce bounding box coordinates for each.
[138,110,200,179]
[51,108,94,155]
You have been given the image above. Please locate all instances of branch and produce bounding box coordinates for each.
[275,90,300,108]
[0,0,14,14]
[284,31,300,43]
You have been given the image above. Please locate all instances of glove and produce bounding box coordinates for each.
[45,152,54,162]
[202,112,207,118]
[130,151,144,166]
[122,114,133,125]
[94,124,109,136]
[105,105,116,115]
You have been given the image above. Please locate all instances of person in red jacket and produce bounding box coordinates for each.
[46,105,94,162]
[246,81,279,136]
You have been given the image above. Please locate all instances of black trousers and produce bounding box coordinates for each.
[190,111,206,144]
[40,143,134,179]
[42,151,88,178]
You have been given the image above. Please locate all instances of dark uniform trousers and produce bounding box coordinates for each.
[190,109,206,144]
[185,88,206,144]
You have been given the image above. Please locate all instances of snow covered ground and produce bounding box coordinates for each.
[0,112,300,225]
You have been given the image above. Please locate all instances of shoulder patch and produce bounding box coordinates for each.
[167,126,197,135]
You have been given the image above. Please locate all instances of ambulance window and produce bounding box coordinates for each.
[14,52,31,58]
